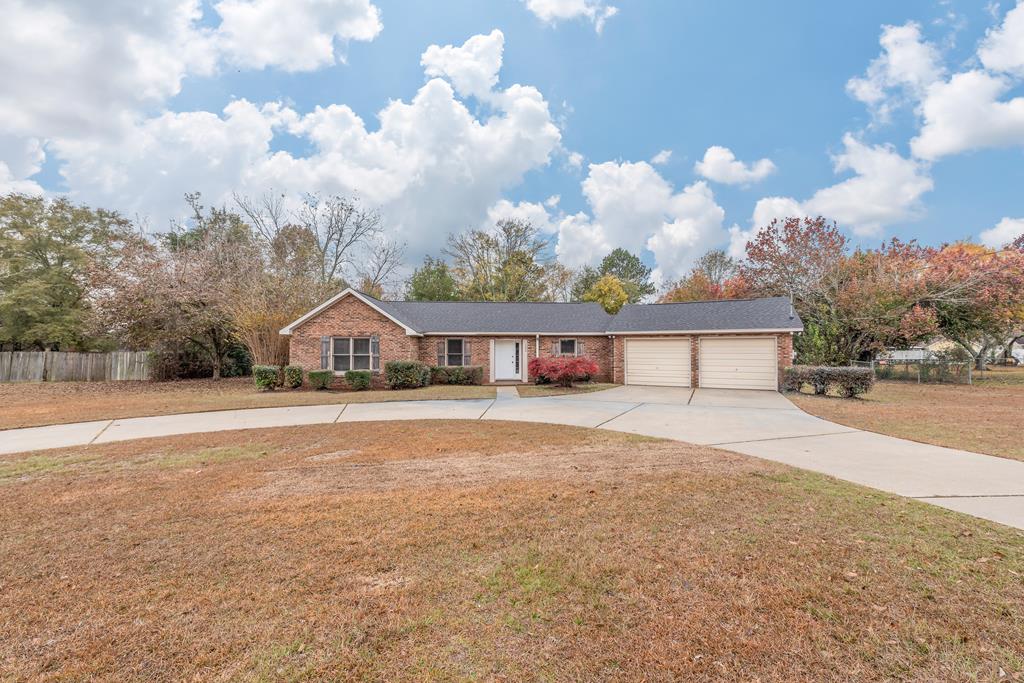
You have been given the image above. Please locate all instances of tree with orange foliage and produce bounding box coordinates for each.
[660,249,750,303]
[918,242,1024,370]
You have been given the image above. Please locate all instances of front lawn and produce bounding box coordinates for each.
[790,377,1024,462]
[0,378,495,430]
[1,421,1021,680]
[515,381,619,398]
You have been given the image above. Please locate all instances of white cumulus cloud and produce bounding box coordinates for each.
[523,0,619,33]
[0,0,217,142]
[846,22,944,122]
[214,0,382,72]
[694,146,776,185]
[650,149,672,165]
[484,198,559,235]
[979,1,1024,77]
[804,134,933,236]
[911,70,1024,160]
[979,216,1024,247]
[555,161,727,281]
[743,135,932,241]
[421,29,505,100]
[50,31,562,260]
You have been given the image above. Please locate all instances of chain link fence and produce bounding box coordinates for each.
[852,359,972,385]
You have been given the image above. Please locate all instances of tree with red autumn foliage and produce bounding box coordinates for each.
[734,216,1024,366]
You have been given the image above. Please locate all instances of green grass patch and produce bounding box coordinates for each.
[151,444,272,468]
[0,453,99,482]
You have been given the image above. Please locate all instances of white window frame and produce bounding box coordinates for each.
[559,338,578,357]
[445,338,469,367]
[331,336,379,374]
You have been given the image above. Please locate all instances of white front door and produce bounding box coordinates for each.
[494,340,521,380]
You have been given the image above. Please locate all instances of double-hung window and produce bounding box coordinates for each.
[436,338,472,366]
[552,338,585,357]
[328,336,380,373]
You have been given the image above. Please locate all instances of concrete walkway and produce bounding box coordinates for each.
[2,387,1023,530]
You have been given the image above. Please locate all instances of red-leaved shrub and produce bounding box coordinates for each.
[529,356,600,387]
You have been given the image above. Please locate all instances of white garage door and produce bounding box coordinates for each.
[625,338,690,387]
[699,337,778,390]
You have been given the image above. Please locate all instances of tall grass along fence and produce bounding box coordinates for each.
[0,351,151,383]
[852,359,972,385]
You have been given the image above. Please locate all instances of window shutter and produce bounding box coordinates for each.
[464,340,472,365]
[371,336,380,371]
[551,340,559,357]
[320,337,330,370]
[436,339,445,366]
[577,340,585,357]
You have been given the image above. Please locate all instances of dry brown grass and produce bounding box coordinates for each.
[791,379,1024,462]
[515,382,619,398]
[1,421,1022,681]
[0,378,495,430]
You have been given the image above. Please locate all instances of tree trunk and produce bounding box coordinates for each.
[974,343,990,371]
[211,353,222,380]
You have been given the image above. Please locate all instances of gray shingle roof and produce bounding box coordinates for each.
[369,298,615,334]
[607,297,802,333]
[365,293,801,334]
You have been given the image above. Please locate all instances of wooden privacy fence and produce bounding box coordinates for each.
[0,351,151,383]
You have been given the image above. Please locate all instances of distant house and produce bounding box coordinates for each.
[280,288,804,390]
[881,337,959,361]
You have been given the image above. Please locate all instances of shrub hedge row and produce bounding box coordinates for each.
[252,365,282,391]
[430,365,483,385]
[283,365,303,389]
[384,360,431,389]
[307,370,333,390]
[783,365,874,398]
[345,370,372,391]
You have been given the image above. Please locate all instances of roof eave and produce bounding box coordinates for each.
[609,327,804,335]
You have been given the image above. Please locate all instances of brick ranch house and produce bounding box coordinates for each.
[280,288,804,390]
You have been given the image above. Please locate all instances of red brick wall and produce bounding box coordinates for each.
[288,295,418,386]
[287,294,793,388]
[416,335,614,383]
[612,333,795,388]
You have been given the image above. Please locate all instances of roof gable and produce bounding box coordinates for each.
[279,289,421,336]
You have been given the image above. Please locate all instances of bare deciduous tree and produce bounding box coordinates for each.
[295,193,382,288]
[356,236,406,298]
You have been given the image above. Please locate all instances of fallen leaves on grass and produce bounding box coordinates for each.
[790,380,1024,462]
[1,420,1022,681]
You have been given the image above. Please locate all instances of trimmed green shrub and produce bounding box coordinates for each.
[253,365,282,391]
[385,360,430,389]
[345,370,372,391]
[431,365,483,385]
[307,370,333,390]
[783,365,874,398]
[283,365,303,389]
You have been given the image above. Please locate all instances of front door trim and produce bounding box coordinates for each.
[493,339,522,381]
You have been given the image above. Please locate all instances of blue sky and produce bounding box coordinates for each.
[2,0,1023,282]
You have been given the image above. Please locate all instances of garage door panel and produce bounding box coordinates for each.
[625,339,691,387]
[699,338,777,390]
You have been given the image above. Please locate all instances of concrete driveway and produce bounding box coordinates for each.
[2,385,1023,530]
